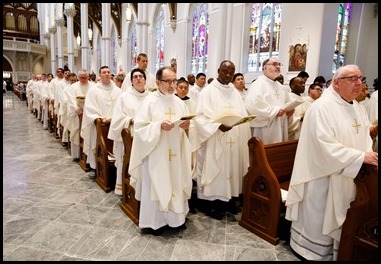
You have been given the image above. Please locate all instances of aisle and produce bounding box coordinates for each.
[3,92,299,261]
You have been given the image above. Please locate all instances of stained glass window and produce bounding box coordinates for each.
[96,36,101,70]
[155,7,165,72]
[332,3,352,73]
[129,23,137,68]
[248,3,282,72]
[190,3,209,75]
[111,26,117,74]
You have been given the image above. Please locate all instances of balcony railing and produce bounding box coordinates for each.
[3,36,46,55]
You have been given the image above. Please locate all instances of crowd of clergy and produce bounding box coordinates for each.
[22,53,378,261]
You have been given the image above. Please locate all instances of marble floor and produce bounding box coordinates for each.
[3,91,300,261]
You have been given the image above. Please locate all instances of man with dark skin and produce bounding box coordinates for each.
[187,73,195,86]
[194,60,251,220]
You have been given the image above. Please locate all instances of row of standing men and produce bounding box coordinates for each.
[25,55,378,260]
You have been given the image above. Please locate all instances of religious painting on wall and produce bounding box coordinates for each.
[288,43,308,72]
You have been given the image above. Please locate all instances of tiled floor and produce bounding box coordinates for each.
[3,91,300,261]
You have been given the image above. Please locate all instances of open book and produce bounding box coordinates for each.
[212,111,256,127]
[172,114,197,125]
[283,99,304,111]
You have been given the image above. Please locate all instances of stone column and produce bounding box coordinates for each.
[64,6,77,71]
[55,19,65,68]
[101,3,111,67]
[49,26,57,73]
[80,3,90,72]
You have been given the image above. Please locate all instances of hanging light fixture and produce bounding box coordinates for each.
[125,7,132,23]
[88,27,93,41]
[76,33,81,46]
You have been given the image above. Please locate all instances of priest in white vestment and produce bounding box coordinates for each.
[129,66,192,233]
[26,74,37,113]
[194,60,251,220]
[285,65,378,261]
[56,69,71,142]
[287,76,308,140]
[245,57,294,144]
[67,70,94,161]
[81,66,122,173]
[108,69,151,195]
[120,53,157,92]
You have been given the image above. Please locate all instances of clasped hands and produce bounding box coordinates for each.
[277,108,295,117]
[161,120,190,131]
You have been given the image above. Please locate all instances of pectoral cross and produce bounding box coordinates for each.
[352,118,361,134]
[165,107,176,120]
[107,97,116,107]
[224,104,234,111]
[226,137,235,148]
[274,90,280,100]
[168,149,176,161]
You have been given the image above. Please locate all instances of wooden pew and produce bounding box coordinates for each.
[240,136,378,260]
[239,137,298,245]
[13,87,26,101]
[48,99,54,133]
[78,114,90,172]
[95,118,116,192]
[337,164,378,261]
[120,128,140,225]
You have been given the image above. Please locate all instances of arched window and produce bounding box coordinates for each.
[155,6,165,72]
[111,26,118,74]
[96,36,101,71]
[248,3,282,72]
[129,23,137,69]
[190,3,209,75]
[332,3,352,73]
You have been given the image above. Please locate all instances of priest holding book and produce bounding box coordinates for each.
[193,60,251,220]
[245,57,295,144]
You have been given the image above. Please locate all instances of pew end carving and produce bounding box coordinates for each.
[239,137,298,245]
[95,118,116,193]
[120,128,140,225]
[78,114,90,172]
[337,164,378,261]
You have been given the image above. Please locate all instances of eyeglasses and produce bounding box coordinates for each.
[160,79,178,85]
[267,62,283,67]
[132,74,145,79]
[338,76,364,82]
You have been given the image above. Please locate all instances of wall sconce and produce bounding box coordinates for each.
[170,16,176,31]
[88,28,93,41]
[76,33,81,46]
[125,7,132,23]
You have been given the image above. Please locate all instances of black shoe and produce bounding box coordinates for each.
[207,208,224,220]
[226,201,240,215]
[140,226,166,236]
[72,158,80,162]
[62,142,68,147]
[171,223,187,231]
